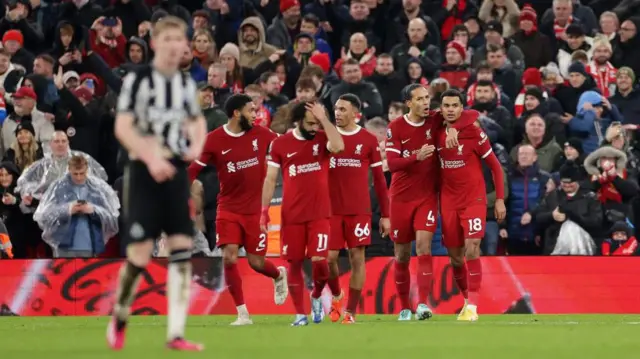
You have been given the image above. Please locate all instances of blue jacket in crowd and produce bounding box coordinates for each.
[508,163,551,242]
[569,91,621,154]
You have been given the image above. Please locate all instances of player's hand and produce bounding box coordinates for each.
[494,199,506,223]
[552,207,566,222]
[305,102,329,123]
[445,127,459,148]
[260,206,270,233]
[416,145,435,161]
[182,145,203,163]
[520,212,531,225]
[379,217,390,237]
[146,157,176,183]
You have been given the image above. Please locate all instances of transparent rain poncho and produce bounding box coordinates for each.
[33,174,120,250]
[15,151,108,199]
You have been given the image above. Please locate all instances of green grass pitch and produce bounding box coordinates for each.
[2,315,639,359]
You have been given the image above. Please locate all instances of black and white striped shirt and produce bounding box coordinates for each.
[117,65,201,157]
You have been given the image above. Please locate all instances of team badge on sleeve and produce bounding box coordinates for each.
[387,128,392,139]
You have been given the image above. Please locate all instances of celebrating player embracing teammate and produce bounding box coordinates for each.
[325,94,390,324]
[187,94,289,325]
[261,101,344,326]
[436,89,506,321]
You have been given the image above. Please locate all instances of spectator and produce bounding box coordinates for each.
[585,35,617,97]
[114,37,149,78]
[206,62,233,106]
[611,17,640,77]
[367,54,405,110]
[218,43,288,93]
[245,84,272,128]
[511,4,554,69]
[535,161,603,255]
[552,138,588,176]
[436,41,471,90]
[238,17,278,70]
[31,54,59,112]
[390,18,442,80]
[511,114,562,172]
[472,20,525,72]
[504,144,551,255]
[258,71,289,114]
[271,77,319,134]
[3,122,44,173]
[0,162,26,258]
[0,1,44,53]
[89,17,127,69]
[386,0,442,52]
[199,84,228,132]
[33,155,118,258]
[290,33,319,68]
[449,24,475,63]
[554,62,597,116]
[568,91,621,154]
[192,29,217,70]
[478,0,521,38]
[425,0,478,41]
[1,86,52,154]
[299,14,333,60]
[515,86,566,146]
[180,46,207,83]
[267,0,301,50]
[485,44,520,100]
[609,67,640,125]
[470,80,513,149]
[334,33,377,79]
[540,0,597,53]
[329,58,384,119]
[602,221,638,255]
[405,58,430,86]
[3,29,34,73]
[557,23,594,77]
[599,11,619,41]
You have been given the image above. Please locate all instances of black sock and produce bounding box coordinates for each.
[114,261,145,322]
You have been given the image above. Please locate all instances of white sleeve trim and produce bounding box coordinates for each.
[194,160,206,167]
[267,161,281,168]
[370,161,383,168]
[385,148,401,154]
[481,148,493,159]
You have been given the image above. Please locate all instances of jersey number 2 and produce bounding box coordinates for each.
[317,234,328,252]
[257,233,267,251]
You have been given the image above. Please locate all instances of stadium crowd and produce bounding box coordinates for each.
[0,0,638,259]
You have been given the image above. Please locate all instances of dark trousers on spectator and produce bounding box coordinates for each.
[507,240,541,255]
[482,221,500,255]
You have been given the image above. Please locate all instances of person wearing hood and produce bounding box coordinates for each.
[478,0,521,38]
[568,90,622,154]
[329,58,383,119]
[0,161,26,258]
[114,36,149,77]
[390,18,442,81]
[503,144,551,255]
[435,40,471,91]
[470,80,513,150]
[610,67,640,125]
[3,122,44,173]
[511,114,563,173]
[290,33,319,68]
[535,161,603,255]
[485,43,519,100]
[510,4,554,69]
[404,58,429,87]
[366,54,404,111]
[238,16,280,69]
[611,17,640,77]
[515,86,566,146]
[584,145,638,234]
[472,21,525,73]
[554,62,598,116]
[602,221,638,255]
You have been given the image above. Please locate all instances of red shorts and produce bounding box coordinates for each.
[390,197,438,244]
[441,204,486,248]
[215,211,267,256]
[329,215,372,250]
[280,218,331,261]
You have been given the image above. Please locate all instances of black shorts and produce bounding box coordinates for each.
[123,160,194,243]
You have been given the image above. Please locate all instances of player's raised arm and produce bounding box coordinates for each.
[306,102,344,153]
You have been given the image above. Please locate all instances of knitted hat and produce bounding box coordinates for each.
[566,23,586,37]
[309,52,330,74]
[568,61,588,77]
[525,87,544,103]
[559,161,582,182]
[519,4,537,24]
[609,221,631,237]
[446,41,466,60]
[219,43,240,62]
[522,67,542,87]
[616,66,636,83]
[564,138,584,155]
[2,30,23,47]
[14,121,35,137]
[280,0,300,13]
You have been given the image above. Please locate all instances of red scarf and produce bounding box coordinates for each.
[441,0,466,40]
[603,236,639,255]
[585,61,617,97]
[553,16,573,39]
[253,105,272,127]
[597,169,626,204]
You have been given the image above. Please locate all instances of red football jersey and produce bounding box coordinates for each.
[268,130,332,224]
[385,114,440,202]
[328,126,382,215]
[196,124,277,215]
[436,124,493,210]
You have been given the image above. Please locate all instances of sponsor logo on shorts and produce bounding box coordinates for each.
[358,237,367,242]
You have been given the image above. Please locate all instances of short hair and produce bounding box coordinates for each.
[296,77,316,91]
[475,80,494,88]
[571,50,589,63]
[192,9,210,21]
[302,13,320,27]
[244,84,265,96]
[337,93,362,111]
[68,155,88,169]
[389,101,407,113]
[486,43,505,54]
[401,84,425,101]
[377,53,393,61]
[290,101,310,123]
[152,16,188,38]
[60,23,74,36]
[451,24,469,36]
[209,62,226,73]
[475,60,492,72]
[258,71,277,84]
[440,89,464,103]
[342,58,359,67]
[36,54,55,66]
[224,94,253,117]
[300,64,324,79]
[365,116,388,130]
[600,11,619,25]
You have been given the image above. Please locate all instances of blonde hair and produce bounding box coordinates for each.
[592,34,613,53]
[152,16,188,38]
[11,134,39,171]
[68,155,88,170]
[192,30,217,56]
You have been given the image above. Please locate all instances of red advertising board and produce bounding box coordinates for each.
[1,257,639,316]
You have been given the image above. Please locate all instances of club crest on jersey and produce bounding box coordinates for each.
[393,230,399,238]
[457,144,464,155]
[252,139,258,151]
[312,144,319,156]
[355,144,363,154]
[426,129,431,139]
[387,128,392,139]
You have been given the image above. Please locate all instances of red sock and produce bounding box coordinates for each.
[327,276,341,297]
[452,263,469,299]
[394,260,412,310]
[288,261,306,314]
[417,255,433,304]
[224,263,244,306]
[311,260,329,299]
[466,258,482,305]
[346,287,361,314]
[254,259,280,279]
